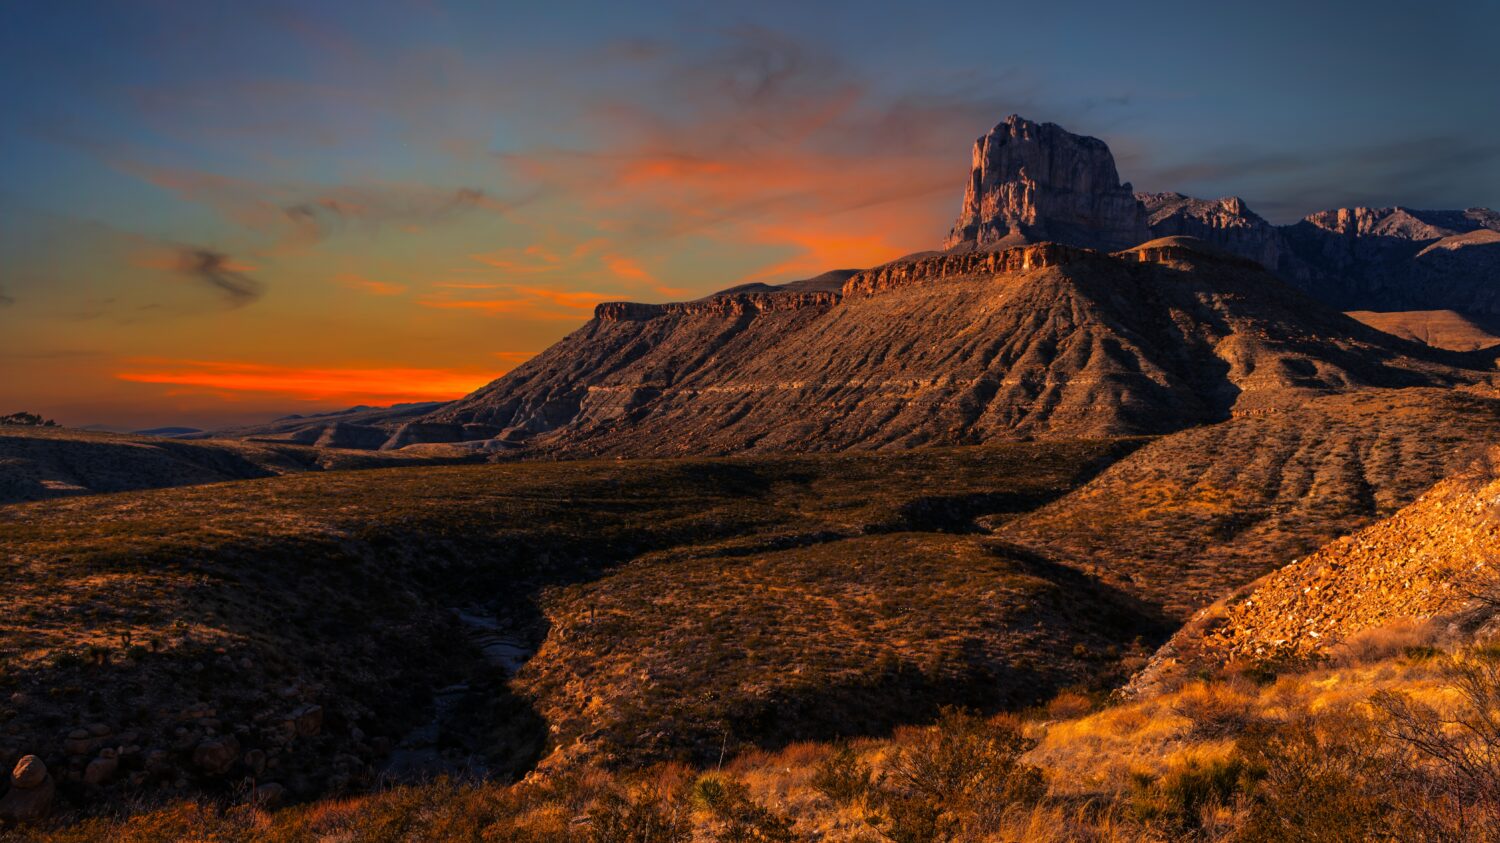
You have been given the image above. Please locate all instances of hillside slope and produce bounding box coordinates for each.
[0,439,1149,810]
[1346,308,1500,351]
[998,388,1500,617]
[1143,445,1499,681]
[419,240,1491,457]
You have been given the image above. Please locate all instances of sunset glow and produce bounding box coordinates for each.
[3,2,1496,429]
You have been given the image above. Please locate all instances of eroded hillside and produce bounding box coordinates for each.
[0,439,1148,812]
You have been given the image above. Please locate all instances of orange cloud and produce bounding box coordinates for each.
[417,283,611,320]
[116,359,492,402]
[468,245,565,274]
[332,272,407,296]
[604,254,653,283]
[734,226,909,284]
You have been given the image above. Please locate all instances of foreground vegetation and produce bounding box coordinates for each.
[0,439,1148,818]
[15,628,1500,841]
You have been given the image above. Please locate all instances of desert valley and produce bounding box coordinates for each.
[3,5,1500,841]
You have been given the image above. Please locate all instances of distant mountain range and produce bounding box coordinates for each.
[216,115,1499,454]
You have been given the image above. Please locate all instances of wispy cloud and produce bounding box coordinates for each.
[131,247,265,307]
[121,161,528,254]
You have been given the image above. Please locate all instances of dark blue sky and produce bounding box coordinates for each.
[3,0,1498,427]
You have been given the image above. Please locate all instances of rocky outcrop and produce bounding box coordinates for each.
[1137,192,1288,270]
[943,115,1150,252]
[843,242,1095,296]
[594,290,842,322]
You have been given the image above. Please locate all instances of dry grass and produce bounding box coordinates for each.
[14,643,1499,842]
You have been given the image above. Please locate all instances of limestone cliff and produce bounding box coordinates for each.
[943,115,1150,252]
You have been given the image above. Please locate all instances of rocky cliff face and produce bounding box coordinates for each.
[1282,206,1500,316]
[1137,192,1287,270]
[943,115,1150,252]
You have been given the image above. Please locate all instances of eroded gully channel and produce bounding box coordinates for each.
[380,606,538,783]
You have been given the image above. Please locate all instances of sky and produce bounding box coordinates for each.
[3,0,1498,430]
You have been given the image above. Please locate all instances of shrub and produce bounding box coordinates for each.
[1170,682,1256,739]
[882,707,1044,835]
[693,774,795,842]
[588,783,693,843]
[1129,754,1251,836]
[810,742,877,805]
[1044,690,1095,720]
[0,411,56,427]
[1371,653,1500,839]
[1236,707,1397,842]
[875,793,956,843]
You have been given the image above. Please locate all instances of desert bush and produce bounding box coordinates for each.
[588,782,693,843]
[0,411,56,426]
[1044,689,1095,720]
[1236,706,1402,842]
[1371,652,1500,841]
[1170,681,1257,739]
[810,742,877,805]
[879,707,1043,837]
[693,774,796,842]
[875,792,957,843]
[1128,754,1250,837]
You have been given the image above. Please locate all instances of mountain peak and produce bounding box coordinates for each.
[943,116,1150,252]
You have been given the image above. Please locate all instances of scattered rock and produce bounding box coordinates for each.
[192,736,240,776]
[83,749,118,785]
[292,705,323,738]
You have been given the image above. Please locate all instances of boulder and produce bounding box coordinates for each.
[83,749,118,786]
[192,736,240,776]
[292,705,323,738]
[0,755,55,822]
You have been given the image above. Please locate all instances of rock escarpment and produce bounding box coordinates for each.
[420,240,1492,457]
[943,115,1150,252]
